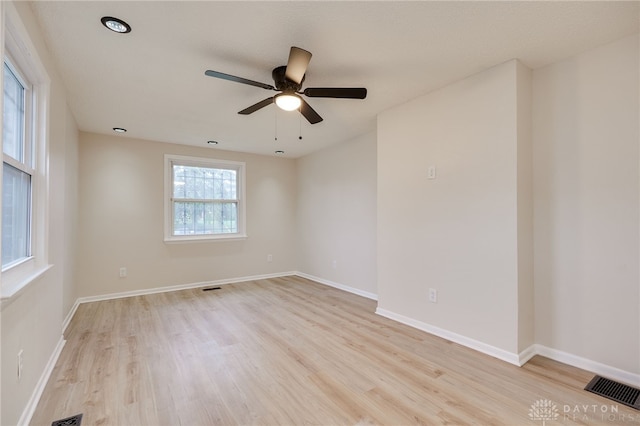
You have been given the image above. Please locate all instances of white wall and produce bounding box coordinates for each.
[377,35,639,379]
[533,34,639,376]
[50,79,80,319]
[296,131,377,297]
[0,2,79,425]
[76,133,298,298]
[377,60,533,357]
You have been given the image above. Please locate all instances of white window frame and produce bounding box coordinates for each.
[3,56,34,268]
[1,2,51,301]
[164,154,246,243]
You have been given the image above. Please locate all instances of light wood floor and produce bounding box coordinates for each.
[31,276,638,425]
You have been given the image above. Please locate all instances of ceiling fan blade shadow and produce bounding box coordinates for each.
[238,97,274,115]
[299,98,323,124]
[205,70,275,91]
[303,87,367,99]
[285,47,312,85]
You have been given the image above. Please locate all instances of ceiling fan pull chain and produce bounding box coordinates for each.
[274,107,278,141]
[299,111,303,140]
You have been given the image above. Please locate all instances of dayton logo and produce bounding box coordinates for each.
[529,399,559,425]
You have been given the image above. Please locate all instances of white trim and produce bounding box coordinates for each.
[518,343,538,366]
[375,307,521,366]
[67,272,375,325]
[295,272,378,301]
[0,263,53,306]
[1,1,51,298]
[372,309,640,384]
[0,2,4,278]
[17,336,66,426]
[163,233,248,243]
[533,344,640,387]
[62,272,297,334]
[62,298,80,334]
[75,271,297,304]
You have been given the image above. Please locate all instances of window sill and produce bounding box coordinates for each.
[164,234,248,244]
[1,263,53,304]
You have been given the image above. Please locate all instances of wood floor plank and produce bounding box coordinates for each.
[30,277,640,425]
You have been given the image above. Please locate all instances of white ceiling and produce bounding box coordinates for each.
[30,1,639,158]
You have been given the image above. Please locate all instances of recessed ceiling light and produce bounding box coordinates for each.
[101,16,131,34]
[207,140,219,145]
[112,127,127,133]
[275,150,285,155]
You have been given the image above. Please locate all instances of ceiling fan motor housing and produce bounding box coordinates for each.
[272,65,304,92]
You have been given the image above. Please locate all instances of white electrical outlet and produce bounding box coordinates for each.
[119,267,127,278]
[428,288,438,303]
[331,260,338,269]
[17,350,23,380]
[267,254,273,262]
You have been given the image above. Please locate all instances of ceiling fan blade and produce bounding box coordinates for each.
[205,70,275,91]
[285,47,312,85]
[299,98,323,124]
[238,97,274,115]
[303,87,367,99]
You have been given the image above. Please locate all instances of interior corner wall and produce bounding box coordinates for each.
[295,131,377,296]
[516,61,535,353]
[377,60,522,355]
[532,33,640,376]
[75,133,298,298]
[63,106,79,316]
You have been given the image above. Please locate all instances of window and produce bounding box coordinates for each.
[165,155,246,242]
[1,1,51,299]
[2,61,32,268]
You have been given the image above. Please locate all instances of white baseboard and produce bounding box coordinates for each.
[75,271,297,305]
[518,344,538,366]
[64,272,376,335]
[375,307,521,366]
[533,344,640,387]
[62,272,298,336]
[374,308,640,386]
[295,272,378,301]
[62,299,80,334]
[18,336,66,426]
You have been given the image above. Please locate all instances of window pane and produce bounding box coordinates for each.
[218,202,237,233]
[3,63,25,162]
[173,165,186,198]
[2,163,31,267]
[221,169,237,199]
[173,201,237,235]
[172,164,237,201]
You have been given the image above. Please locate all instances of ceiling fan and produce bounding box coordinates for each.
[205,46,367,124]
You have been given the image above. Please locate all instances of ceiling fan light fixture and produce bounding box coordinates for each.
[274,93,301,111]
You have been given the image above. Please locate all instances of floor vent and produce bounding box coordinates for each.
[51,413,83,426]
[585,376,640,410]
